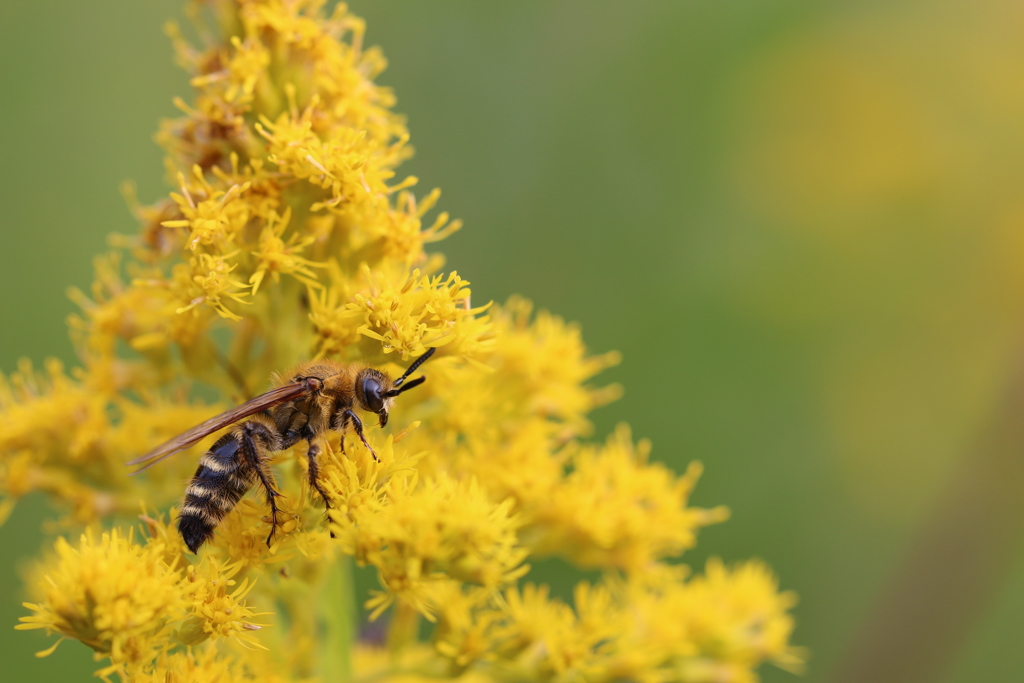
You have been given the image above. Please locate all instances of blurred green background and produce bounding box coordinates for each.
[3,0,1024,680]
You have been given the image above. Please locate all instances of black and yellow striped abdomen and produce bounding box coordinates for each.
[178,432,255,553]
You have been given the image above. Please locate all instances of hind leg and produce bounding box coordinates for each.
[239,420,284,547]
[306,437,336,538]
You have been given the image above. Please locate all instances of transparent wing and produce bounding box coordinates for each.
[126,382,309,474]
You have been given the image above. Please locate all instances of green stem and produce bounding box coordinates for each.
[386,602,419,654]
[320,554,356,681]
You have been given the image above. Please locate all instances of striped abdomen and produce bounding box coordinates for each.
[178,433,254,553]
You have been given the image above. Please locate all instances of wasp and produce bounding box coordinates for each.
[128,348,435,553]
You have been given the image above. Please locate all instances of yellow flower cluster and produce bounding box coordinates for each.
[425,561,801,683]
[4,1,802,681]
[15,526,264,681]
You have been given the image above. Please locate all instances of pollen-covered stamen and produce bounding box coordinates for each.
[305,154,331,176]
[179,173,196,208]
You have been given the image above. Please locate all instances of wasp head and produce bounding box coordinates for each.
[358,348,436,427]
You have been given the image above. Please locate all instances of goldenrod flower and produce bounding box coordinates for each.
[5,1,801,680]
[673,559,805,676]
[347,475,528,620]
[248,208,323,295]
[16,530,185,679]
[17,525,269,680]
[527,426,731,572]
[177,558,268,647]
[163,170,253,252]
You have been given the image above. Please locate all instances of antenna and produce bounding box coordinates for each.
[387,347,436,396]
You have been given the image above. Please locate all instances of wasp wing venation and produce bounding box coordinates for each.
[126,382,309,474]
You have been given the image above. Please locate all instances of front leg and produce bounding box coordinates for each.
[239,421,284,548]
[343,409,379,462]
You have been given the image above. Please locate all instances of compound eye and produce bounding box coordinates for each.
[362,377,384,413]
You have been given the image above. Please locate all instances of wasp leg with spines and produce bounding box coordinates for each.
[238,420,285,547]
[306,436,336,538]
[342,409,379,462]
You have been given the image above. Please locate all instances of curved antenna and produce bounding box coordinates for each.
[386,375,425,397]
[386,347,435,396]
[393,347,436,387]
